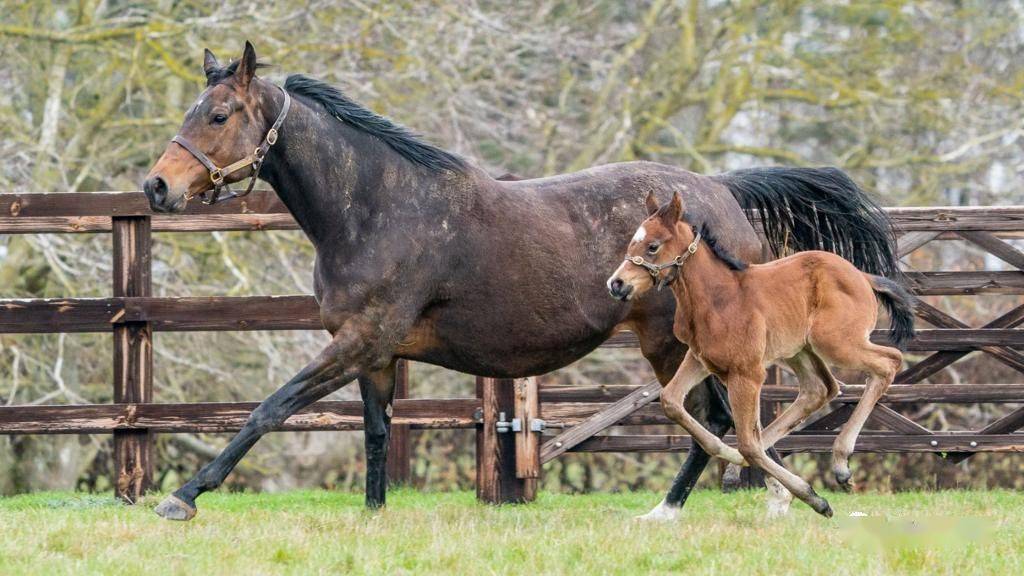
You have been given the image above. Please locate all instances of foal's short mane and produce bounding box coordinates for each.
[283,74,466,172]
[693,221,748,271]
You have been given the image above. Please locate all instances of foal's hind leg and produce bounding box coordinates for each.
[828,343,901,489]
[761,351,838,448]
[661,352,746,465]
[727,376,833,518]
[358,363,398,509]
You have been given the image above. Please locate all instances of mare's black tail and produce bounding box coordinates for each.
[715,166,901,279]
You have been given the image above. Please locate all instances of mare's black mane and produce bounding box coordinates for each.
[206,62,465,172]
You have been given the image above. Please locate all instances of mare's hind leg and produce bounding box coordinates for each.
[359,363,398,509]
[661,352,745,466]
[728,375,833,518]
[761,351,838,448]
[823,342,901,489]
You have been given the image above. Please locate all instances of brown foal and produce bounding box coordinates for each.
[607,192,915,517]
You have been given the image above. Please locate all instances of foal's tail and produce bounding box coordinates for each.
[716,167,901,279]
[868,275,916,350]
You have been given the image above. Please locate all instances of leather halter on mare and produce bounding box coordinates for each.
[170,85,291,205]
[626,232,702,291]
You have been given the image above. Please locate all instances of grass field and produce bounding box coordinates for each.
[0,489,1020,575]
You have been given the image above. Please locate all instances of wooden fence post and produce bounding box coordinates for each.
[386,359,411,485]
[112,216,153,503]
[514,377,540,480]
[476,377,536,503]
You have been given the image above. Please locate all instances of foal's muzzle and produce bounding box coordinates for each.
[608,278,634,301]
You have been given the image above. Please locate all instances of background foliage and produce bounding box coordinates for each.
[1,0,1023,494]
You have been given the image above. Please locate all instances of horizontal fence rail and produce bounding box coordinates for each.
[3,191,1024,502]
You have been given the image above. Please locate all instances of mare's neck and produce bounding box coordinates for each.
[256,82,460,249]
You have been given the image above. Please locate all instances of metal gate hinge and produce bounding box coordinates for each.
[496,413,545,433]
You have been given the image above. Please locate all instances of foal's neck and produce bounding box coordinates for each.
[671,244,744,340]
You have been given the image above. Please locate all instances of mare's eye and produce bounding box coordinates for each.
[211,113,228,125]
[647,243,660,255]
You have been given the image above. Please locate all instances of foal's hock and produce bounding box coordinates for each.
[608,191,915,517]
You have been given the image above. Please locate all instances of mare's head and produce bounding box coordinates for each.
[607,192,696,301]
[143,41,276,212]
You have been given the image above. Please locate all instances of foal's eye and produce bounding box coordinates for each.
[647,243,660,254]
[211,113,228,125]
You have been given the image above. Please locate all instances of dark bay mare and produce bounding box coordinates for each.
[142,43,899,521]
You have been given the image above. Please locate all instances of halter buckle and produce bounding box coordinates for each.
[209,168,224,185]
[266,128,278,145]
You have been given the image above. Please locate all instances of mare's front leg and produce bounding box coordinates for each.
[660,352,745,466]
[154,331,373,521]
[359,364,398,509]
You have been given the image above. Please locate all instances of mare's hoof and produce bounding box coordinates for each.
[154,494,197,521]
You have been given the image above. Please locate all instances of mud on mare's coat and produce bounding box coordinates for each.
[142,42,901,521]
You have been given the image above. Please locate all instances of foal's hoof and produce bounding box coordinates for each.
[809,496,833,519]
[154,494,197,521]
[834,467,854,492]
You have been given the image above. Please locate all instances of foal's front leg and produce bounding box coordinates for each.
[660,352,746,466]
[154,333,369,521]
[728,375,833,518]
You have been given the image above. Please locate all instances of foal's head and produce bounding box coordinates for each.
[607,192,697,301]
[143,42,277,212]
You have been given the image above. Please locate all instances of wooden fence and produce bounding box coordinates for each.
[1,191,1023,503]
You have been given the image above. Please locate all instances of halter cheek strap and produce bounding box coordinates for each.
[625,232,702,291]
[171,84,291,205]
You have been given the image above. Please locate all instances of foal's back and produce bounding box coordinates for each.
[742,250,879,360]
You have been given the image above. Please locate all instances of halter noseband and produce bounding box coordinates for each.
[625,232,702,291]
[171,85,291,205]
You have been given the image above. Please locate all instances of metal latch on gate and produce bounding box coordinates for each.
[496,412,545,434]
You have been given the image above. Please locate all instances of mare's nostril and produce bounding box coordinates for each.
[144,176,168,203]
[610,279,624,293]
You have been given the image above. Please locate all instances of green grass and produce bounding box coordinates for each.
[0,489,1020,575]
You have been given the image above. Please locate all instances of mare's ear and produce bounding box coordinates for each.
[203,48,220,80]
[658,191,684,227]
[645,191,659,216]
[235,41,258,89]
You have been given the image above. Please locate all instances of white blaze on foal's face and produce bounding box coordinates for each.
[631,224,648,245]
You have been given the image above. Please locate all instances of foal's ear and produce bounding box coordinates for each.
[235,41,258,89]
[658,191,684,227]
[645,191,659,216]
[203,48,220,79]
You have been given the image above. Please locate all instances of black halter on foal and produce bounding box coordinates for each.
[171,85,291,205]
[626,232,702,290]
